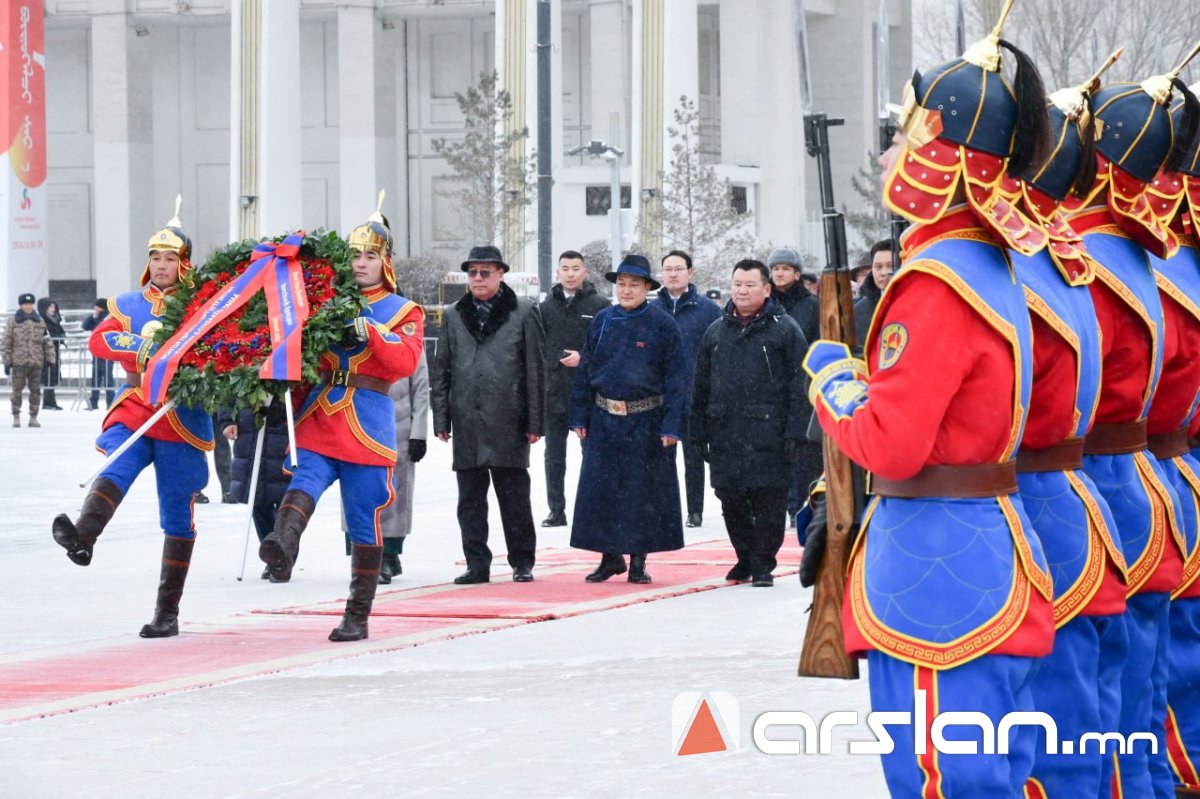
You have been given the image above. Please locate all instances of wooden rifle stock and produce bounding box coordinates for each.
[797,266,861,680]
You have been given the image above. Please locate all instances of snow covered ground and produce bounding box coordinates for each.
[0,408,883,798]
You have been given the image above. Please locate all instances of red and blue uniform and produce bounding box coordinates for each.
[1011,216,1130,799]
[286,285,424,544]
[806,208,1054,797]
[1148,222,1200,794]
[88,284,213,537]
[1071,205,1187,799]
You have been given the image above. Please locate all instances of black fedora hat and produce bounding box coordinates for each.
[605,254,660,290]
[461,244,509,273]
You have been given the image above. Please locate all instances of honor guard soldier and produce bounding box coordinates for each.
[1061,53,1200,798]
[801,3,1058,794]
[258,197,425,642]
[1013,61,1132,798]
[51,197,215,639]
[1144,80,1200,799]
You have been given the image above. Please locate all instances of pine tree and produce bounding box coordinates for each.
[431,71,536,248]
[844,157,890,246]
[646,96,756,286]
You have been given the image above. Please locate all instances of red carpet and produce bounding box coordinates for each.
[0,538,801,723]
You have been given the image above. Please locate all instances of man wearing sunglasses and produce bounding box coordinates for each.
[431,244,547,584]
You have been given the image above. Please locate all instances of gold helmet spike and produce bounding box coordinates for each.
[369,189,386,224]
[1142,40,1200,105]
[962,0,1015,72]
[348,189,393,257]
[1050,48,1124,124]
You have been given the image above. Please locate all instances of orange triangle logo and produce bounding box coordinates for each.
[676,699,728,756]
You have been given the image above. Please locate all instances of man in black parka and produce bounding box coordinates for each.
[689,260,808,586]
[538,250,610,527]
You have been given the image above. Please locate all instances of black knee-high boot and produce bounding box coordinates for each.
[139,536,195,638]
[329,544,383,642]
[52,477,125,566]
[258,490,315,582]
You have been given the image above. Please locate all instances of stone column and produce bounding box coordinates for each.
[337,4,378,232]
[90,8,153,296]
[634,0,664,257]
[501,0,528,271]
[756,0,806,245]
[257,0,302,235]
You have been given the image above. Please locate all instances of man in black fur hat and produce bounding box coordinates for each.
[431,245,546,584]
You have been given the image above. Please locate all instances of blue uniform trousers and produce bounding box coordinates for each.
[867,651,1039,798]
[1168,598,1200,791]
[1027,614,1127,798]
[1115,592,1173,799]
[285,448,393,546]
[96,423,207,537]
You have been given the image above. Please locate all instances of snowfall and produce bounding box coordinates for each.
[0,405,883,798]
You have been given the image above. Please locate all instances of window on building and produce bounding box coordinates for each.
[698,5,722,163]
[730,185,748,215]
[585,185,633,215]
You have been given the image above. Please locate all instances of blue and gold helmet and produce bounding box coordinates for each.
[348,190,397,292]
[883,0,1051,254]
[141,195,193,287]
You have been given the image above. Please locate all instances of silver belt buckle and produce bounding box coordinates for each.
[609,398,627,415]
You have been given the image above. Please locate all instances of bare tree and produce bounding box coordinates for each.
[431,71,536,248]
[914,0,1200,89]
[394,253,453,308]
[644,96,757,287]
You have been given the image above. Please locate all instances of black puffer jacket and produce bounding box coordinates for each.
[539,281,609,415]
[431,282,546,470]
[688,297,808,491]
[216,403,291,505]
[774,282,820,349]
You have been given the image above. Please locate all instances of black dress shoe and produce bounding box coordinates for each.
[193,491,210,504]
[541,512,567,527]
[585,555,627,582]
[512,566,534,582]
[628,554,652,584]
[725,563,752,583]
[752,573,775,587]
[379,553,401,584]
[260,567,271,580]
[686,512,702,527]
[454,569,490,584]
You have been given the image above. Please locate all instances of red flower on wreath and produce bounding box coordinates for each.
[178,255,341,375]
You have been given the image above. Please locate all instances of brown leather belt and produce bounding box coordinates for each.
[1016,437,1084,473]
[124,372,142,388]
[1148,427,1190,460]
[1084,420,1148,455]
[320,370,391,395]
[871,462,1018,498]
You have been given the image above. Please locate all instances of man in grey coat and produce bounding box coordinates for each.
[377,354,430,582]
[431,245,546,584]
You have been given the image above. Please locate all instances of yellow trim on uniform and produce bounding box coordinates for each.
[1125,451,1172,595]
[901,258,1025,460]
[1171,456,1200,598]
[847,495,1039,669]
[1052,472,1110,628]
[1023,284,1089,434]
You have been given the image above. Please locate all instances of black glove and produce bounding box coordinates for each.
[784,438,802,463]
[408,438,427,462]
[798,492,828,588]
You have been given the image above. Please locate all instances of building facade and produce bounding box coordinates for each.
[42,0,910,306]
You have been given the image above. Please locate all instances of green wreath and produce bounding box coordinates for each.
[155,230,361,415]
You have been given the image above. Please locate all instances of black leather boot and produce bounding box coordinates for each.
[330,544,383,642]
[585,553,627,583]
[628,554,651,584]
[52,477,124,566]
[258,490,315,582]
[379,552,401,585]
[139,536,195,638]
